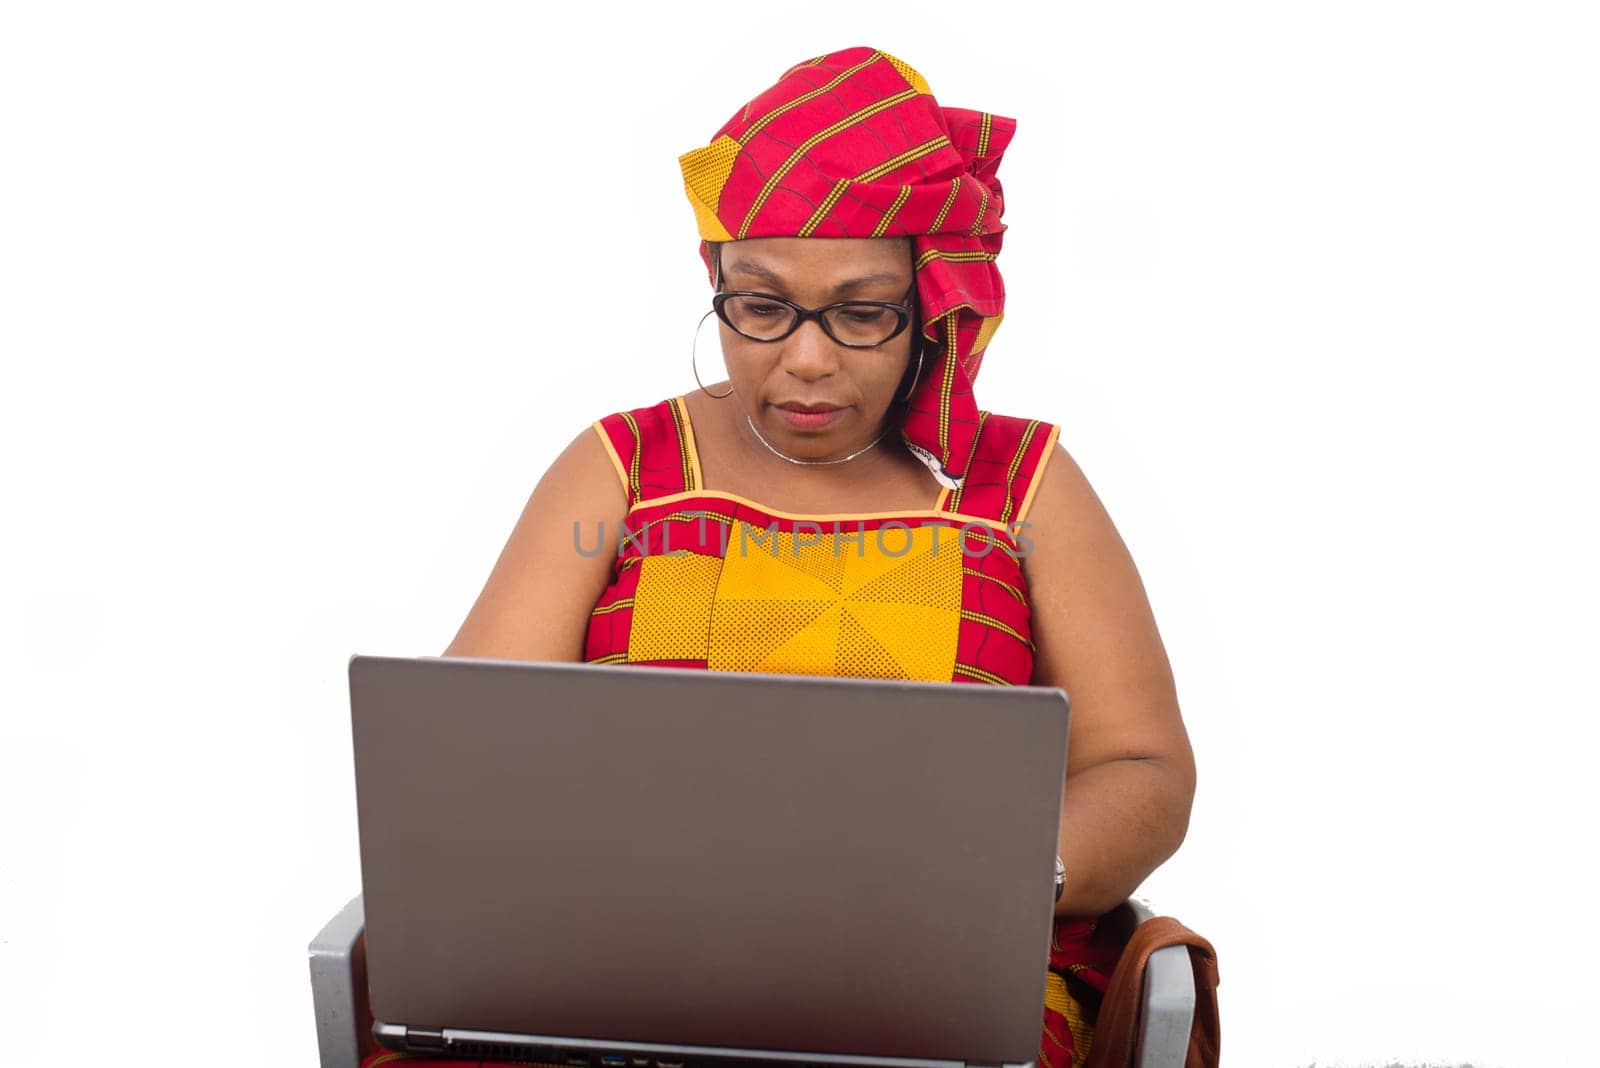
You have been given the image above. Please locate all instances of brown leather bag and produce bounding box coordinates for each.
[1084,916,1221,1068]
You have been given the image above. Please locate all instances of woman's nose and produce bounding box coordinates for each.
[781,317,841,380]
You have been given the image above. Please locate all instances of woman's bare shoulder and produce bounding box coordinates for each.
[542,420,633,515]
[1018,438,1147,631]
[442,423,630,662]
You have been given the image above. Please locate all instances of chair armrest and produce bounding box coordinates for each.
[1126,896,1196,1068]
[309,894,369,1068]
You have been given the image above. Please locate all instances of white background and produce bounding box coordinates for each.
[2,3,1595,1066]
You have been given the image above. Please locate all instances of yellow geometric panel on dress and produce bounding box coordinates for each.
[707,522,962,680]
[627,551,724,662]
[704,598,835,673]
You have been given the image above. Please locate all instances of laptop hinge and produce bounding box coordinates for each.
[406,1027,446,1050]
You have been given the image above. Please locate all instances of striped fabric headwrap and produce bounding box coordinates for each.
[678,45,1015,490]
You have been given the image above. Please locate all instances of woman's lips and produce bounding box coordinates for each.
[775,405,845,430]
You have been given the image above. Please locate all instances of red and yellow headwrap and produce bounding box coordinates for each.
[678,45,1015,489]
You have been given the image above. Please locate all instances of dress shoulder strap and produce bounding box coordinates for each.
[590,396,702,507]
[942,412,1061,527]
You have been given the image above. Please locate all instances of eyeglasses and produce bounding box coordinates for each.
[712,284,918,349]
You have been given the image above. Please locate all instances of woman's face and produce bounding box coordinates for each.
[714,236,918,461]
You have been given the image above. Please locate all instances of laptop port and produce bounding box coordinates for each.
[657,1061,685,1068]
[564,1054,591,1066]
[631,1060,650,1067]
[601,1058,627,1066]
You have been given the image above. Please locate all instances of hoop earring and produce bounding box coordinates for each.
[897,343,926,403]
[691,310,734,399]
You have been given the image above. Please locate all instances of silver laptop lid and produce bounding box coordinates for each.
[349,655,1070,1067]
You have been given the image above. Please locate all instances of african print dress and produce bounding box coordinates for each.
[584,396,1053,686]
[359,396,1127,1068]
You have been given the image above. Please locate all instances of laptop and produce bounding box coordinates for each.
[349,654,1071,1068]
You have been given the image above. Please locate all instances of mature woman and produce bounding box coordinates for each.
[391,46,1195,1068]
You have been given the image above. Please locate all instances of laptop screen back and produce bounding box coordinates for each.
[350,655,1070,1065]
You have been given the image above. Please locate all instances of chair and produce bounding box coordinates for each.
[309,893,1195,1068]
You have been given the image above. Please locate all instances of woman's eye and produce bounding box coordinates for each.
[842,308,890,324]
[746,303,783,317]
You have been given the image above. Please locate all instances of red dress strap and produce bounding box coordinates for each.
[591,396,701,507]
[942,411,1060,527]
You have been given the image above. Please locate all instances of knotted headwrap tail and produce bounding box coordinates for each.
[678,46,1015,489]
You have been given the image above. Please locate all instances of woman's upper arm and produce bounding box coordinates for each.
[443,425,630,663]
[1020,441,1195,787]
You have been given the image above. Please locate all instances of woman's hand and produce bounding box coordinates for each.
[1019,442,1197,918]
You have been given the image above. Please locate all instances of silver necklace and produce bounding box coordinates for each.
[745,415,890,466]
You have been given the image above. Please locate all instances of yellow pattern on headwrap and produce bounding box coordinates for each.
[973,313,1004,355]
[883,52,931,95]
[679,134,741,242]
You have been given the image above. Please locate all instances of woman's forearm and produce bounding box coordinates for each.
[1053,755,1194,917]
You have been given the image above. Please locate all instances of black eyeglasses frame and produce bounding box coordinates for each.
[711,284,919,349]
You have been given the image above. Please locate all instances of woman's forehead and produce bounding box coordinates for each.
[719,236,914,287]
